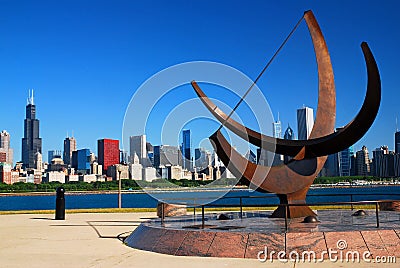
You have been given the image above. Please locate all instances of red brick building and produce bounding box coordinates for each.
[0,152,6,163]
[97,139,120,173]
[0,163,12,184]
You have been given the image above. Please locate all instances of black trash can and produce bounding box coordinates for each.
[55,187,65,220]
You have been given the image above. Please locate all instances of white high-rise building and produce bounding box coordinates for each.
[130,135,147,166]
[272,115,282,139]
[297,106,314,140]
[130,153,143,180]
[272,114,283,165]
[356,145,370,176]
[0,130,13,165]
[35,152,43,172]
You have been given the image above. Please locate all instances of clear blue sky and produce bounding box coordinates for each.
[0,0,399,162]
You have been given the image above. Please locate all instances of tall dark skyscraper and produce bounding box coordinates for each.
[284,124,294,140]
[283,124,294,164]
[395,131,400,154]
[339,147,353,176]
[182,129,191,170]
[63,136,76,166]
[297,106,314,140]
[22,90,42,169]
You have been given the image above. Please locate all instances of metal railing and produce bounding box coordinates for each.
[158,192,400,231]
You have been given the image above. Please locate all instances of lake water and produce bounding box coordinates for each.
[0,185,399,211]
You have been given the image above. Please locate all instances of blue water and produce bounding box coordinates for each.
[0,186,399,211]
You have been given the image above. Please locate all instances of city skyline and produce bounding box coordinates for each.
[2,88,400,181]
[1,1,399,162]
[3,89,400,165]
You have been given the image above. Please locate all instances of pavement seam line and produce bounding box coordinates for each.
[394,229,400,240]
[150,227,167,252]
[360,231,371,256]
[243,233,250,258]
[173,231,189,256]
[205,232,217,256]
[377,229,391,255]
[322,231,328,256]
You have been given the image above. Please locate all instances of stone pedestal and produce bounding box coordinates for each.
[271,189,316,218]
[379,201,400,211]
[157,202,187,217]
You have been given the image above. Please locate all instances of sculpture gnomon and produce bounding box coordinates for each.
[191,10,381,218]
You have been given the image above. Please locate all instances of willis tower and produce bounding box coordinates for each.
[22,90,42,168]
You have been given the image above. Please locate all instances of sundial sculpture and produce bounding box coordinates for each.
[191,10,381,218]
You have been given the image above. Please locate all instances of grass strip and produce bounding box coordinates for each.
[0,208,157,215]
[0,204,377,215]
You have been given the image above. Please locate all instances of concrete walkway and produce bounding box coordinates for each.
[0,212,397,268]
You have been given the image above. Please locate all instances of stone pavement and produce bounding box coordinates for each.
[0,212,398,268]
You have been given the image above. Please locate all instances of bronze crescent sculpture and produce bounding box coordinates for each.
[191,11,381,218]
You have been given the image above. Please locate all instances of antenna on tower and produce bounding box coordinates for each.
[396,117,398,132]
[277,111,280,122]
[27,89,34,105]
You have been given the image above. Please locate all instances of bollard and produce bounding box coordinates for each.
[55,187,65,220]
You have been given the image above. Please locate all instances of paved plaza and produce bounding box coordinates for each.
[0,211,399,267]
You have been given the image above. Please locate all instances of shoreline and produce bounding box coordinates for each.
[0,184,399,197]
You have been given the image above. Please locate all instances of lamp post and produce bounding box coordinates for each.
[117,164,123,209]
[117,161,127,209]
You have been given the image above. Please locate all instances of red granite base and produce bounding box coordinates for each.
[125,226,400,260]
[124,211,400,259]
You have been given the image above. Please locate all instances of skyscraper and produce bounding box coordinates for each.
[272,115,282,138]
[395,131,400,154]
[35,152,43,172]
[22,90,42,169]
[297,106,314,140]
[63,137,76,166]
[271,115,283,166]
[153,145,181,168]
[323,153,340,177]
[182,129,191,170]
[256,148,269,166]
[48,150,62,163]
[0,163,12,184]
[194,148,211,169]
[284,124,294,140]
[338,146,353,176]
[129,135,147,165]
[372,146,395,177]
[355,146,370,176]
[98,139,120,173]
[0,130,13,165]
[120,150,128,164]
[245,150,257,163]
[283,124,294,164]
[72,149,91,174]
